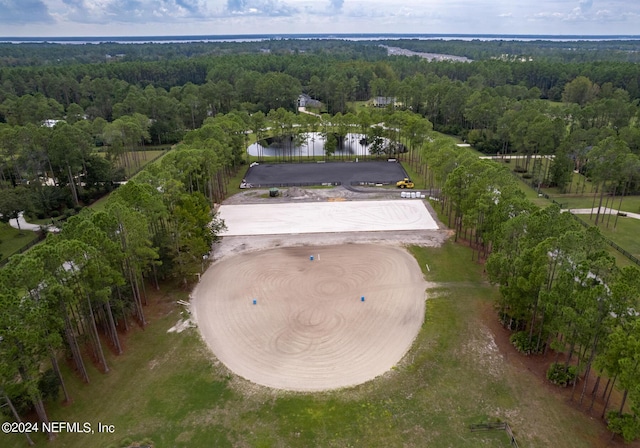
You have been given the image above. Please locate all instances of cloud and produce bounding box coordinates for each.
[594,9,615,19]
[566,7,586,21]
[59,0,208,23]
[593,8,639,23]
[7,0,640,36]
[296,0,346,17]
[578,0,593,11]
[226,0,298,16]
[329,0,344,11]
[532,11,564,19]
[562,0,593,21]
[0,0,54,24]
[175,0,203,14]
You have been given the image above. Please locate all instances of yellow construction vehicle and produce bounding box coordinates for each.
[396,178,415,189]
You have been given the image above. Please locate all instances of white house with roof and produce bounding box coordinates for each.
[373,97,397,108]
[298,94,322,109]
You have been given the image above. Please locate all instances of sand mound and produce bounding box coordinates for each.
[282,186,311,198]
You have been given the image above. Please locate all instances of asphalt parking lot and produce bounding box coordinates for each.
[243,161,409,187]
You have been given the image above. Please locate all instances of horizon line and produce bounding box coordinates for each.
[2,32,640,41]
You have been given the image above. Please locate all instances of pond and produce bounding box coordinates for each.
[247,132,379,158]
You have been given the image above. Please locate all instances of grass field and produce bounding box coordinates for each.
[515,177,552,208]
[558,195,640,213]
[0,222,39,264]
[573,213,640,259]
[97,149,168,178]
[3,241,616,448]
[542,171,598,196]
[494,159,640,268]
[119,150,166,178]
[88,148,174,213]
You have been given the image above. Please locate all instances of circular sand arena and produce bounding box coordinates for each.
[192,244,428,391]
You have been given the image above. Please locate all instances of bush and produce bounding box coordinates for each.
[0,369,61,420]
[38,368,60,402]
[0,389,33,418]
[63,208,76,218]
[607,411,640,443]
[546,362,577,387]
[50,210,60,218]
[510,331,544,355]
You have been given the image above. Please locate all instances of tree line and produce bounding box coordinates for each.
[380,38,640,63]
[418,134,640,442]
[0,113,238,439]
[3,38,640,69]
[2,43,640,120]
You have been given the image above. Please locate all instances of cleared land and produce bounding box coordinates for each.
[218,199,438,236]
[192,244,429,391]
[198,195,437,391]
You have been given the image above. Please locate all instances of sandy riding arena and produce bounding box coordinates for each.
[192,244,428,391]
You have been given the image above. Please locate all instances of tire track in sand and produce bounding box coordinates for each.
[192,244,428,391]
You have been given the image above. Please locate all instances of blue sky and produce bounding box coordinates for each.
[0,0,638,37]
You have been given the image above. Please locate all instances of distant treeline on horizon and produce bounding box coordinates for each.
[2,33,640,44]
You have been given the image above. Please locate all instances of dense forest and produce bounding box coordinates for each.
[1,38,640,442]
[2,38,639,194]
[408,134,640,441]
[2,37,640,67]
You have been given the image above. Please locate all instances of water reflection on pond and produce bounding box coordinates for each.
[247,132,375,158]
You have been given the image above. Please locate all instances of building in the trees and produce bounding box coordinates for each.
[298,94,322,109]
[373,97,397,108]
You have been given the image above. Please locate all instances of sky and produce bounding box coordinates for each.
[0,0,639,37]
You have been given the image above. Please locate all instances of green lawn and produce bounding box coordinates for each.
[402,162,427,191]
[499,161,640,268]
[515,177,552,208]
[556,195,640,214]
[541,171,598,196]
[87,193,110,212]
[97,149,168,178]
[0,222,39,263]
[121,150,166,178]
[3,242,611,448]
[573,213,640,259]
